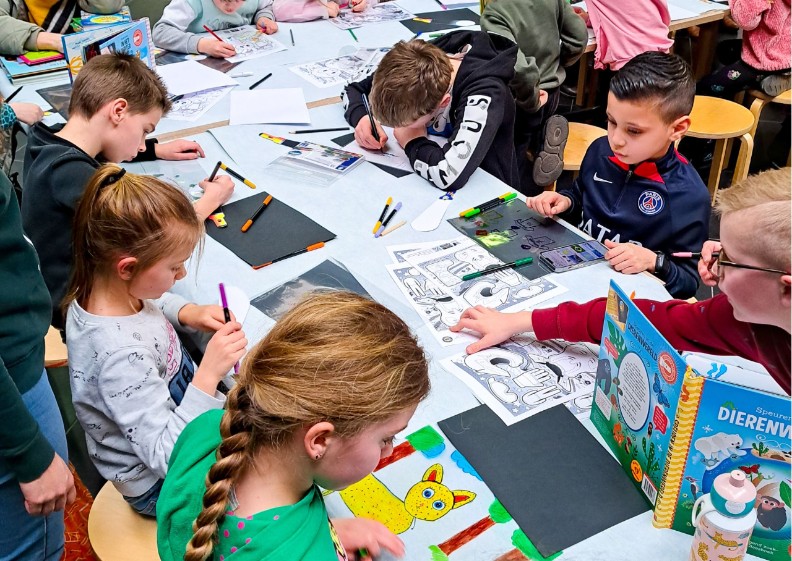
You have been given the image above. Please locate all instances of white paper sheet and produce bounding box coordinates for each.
[228,88,311,125]
[156,60,238,96]
[344,126,414,172]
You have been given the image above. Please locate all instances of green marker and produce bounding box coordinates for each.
[357,548,369,559]
[461,256,533,281]
[460,191,518,218]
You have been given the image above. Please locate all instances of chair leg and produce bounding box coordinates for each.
[707,139,727,202]
[733,133,754,183]
[749,97,766,138]
[576,53,589,108]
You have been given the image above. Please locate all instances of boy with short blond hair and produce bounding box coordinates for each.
[22,53,233,330]
[344,32,521,192]
[526,51,709,299]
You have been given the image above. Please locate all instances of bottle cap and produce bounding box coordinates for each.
[711,470,757,517]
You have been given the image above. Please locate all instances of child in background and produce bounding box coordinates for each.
[273,0,366,24]
[697,0,790,98]
[451,167,791,394]
[64,164,247,517]
[153,0,278,58]
[524,52,709,299]
[21,53,233,331]
[345,33,521,193]
[480,0,589,193]
[158,291,430,561]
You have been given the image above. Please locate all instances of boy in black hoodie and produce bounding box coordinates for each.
[344,31,520,192]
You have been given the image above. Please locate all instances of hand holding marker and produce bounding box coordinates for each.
[218,282,240,374]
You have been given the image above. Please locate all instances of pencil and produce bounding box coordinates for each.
[289,127,350,134]
[4,86,22,103]
[290,29,295,46]
[202,25,224,42]
[219,162,257,189]
[348,28,359,42]
[379,219,407,237]
[249,72,273,90]
[218,283,239,374]
[241,194,273,232]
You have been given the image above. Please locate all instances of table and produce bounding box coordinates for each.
[2,5,763,559]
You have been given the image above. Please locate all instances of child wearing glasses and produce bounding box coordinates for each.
[153,0,278,58]
[451,167,791,395]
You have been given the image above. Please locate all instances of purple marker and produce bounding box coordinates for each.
[374,201,402,238]
[218,283,239,374]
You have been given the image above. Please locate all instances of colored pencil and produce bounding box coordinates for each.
[348,28,359,42]
[4,86,22,103]
[249,72,273,90]
[241,194,273,232]
[379,219,407,237]
[202,25,224,42]
[289,127,350,134]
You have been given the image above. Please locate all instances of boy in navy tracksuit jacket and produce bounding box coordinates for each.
[343,31,521,192]
[526,52,710,299]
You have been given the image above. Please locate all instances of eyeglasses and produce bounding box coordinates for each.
[707,250,789,280]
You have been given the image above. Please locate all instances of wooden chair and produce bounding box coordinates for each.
[545,122,607,191]
[747,88,791,166]
[686,95,756,202]
[44,325,68,368]
[88,482,159,561]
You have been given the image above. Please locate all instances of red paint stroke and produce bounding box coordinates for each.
[438,516,496,555]
[493,550,530,561]
[375,441,415,471]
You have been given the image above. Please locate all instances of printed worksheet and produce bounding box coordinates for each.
[215,25,287,62]
[166,86,232,122]
[344,126,413,172]
[290,47,388,88]
[329,3,414,29]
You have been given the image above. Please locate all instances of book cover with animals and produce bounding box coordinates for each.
[590,281,791,560]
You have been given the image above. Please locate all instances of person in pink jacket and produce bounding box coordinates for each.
[273,0,366,23]
[698,0,790,97]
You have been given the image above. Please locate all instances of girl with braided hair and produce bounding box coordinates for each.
[156,291,430,561]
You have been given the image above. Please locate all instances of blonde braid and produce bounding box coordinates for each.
[184,388,254,561]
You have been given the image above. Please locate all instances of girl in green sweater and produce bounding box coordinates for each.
[157,292,431,561]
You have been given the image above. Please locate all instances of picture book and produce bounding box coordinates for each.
[71,6,132,31]
[590,281,791,560]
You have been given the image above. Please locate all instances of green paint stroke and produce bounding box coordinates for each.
[406,426,445,451]
[488,499,513,524]
[512,530,562,561]
[428,545,449,561]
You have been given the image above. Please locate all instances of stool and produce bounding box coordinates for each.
[88,482,159,561]
[686,96,756,202]
[748,88,791,166]
[44,325,68,368]
[546,122,607,191]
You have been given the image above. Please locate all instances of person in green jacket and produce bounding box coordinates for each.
[158,292,431,561]
[0,167,74,560]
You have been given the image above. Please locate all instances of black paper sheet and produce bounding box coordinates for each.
[400,9,480,33]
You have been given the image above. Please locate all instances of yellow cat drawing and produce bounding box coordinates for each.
[338,464,476,534]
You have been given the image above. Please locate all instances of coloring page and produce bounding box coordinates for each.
[329,3,414,29]
[344,125,414,172]
[215,25,287,62]
[441,335,599,425]
[324,424,541,561]
[166,86,232,122]
[289,47,388,88]
[403,238,567,312]
[386,239,460,264]
[386,263,474,346]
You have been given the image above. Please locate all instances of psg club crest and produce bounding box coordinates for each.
[638,190,664,215]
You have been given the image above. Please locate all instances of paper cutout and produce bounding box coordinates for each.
[412,192,455,232]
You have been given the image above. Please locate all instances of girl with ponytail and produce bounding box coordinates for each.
[157,291,430,561]
[64,164,247,516]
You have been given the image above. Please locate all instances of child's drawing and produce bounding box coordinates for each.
[339,464,476,534]
[166,86,232,122]
[329,2,414,29]
[290,47,388,88]
[215,25,287,62]
[442,335,599,425]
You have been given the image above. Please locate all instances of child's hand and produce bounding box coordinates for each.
[36,31,64,52]
[197,38,237,58]
[194,322,247,391]
[331,518,405,560]
[350,0,367,12]
[194,175,235,220]
[327,1,341,17]
[257,17,278,34]
[393,126,426,148]
[603,240,656,275]
[354,115,388,150]
[698,240,722,287]
[450,306,533,354]
[538,90,549,107]
[178,304,230,332]
[155,139,205,161]
[9,102,44,125]
[525,192,571,216]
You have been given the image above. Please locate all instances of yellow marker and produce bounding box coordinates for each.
[413,17,432,23]
[219,162,256,189]
[372,196,393,234]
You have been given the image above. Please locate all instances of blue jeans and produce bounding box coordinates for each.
[0,370,68,561]
[123,478,163,517]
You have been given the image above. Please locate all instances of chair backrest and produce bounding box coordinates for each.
[127,0,168,26]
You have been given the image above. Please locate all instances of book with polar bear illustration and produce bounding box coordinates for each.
[590,281,790,561]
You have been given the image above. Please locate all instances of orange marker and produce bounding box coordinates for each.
[254,242,325,269]
[241,194,273,232]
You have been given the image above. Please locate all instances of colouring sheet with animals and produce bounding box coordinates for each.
[329,3,414,29]
[166,86,232,122]
[590,281,791,560]
[323,424,550,561]
[214,25,287,62]
[441,335,599,424]
[289,47,389,88]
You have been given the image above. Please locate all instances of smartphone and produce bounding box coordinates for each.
[539,240,608,273]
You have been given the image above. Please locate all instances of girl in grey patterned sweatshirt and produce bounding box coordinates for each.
[64,164,247,516]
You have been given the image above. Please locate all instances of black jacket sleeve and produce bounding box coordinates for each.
[343,74,374,130]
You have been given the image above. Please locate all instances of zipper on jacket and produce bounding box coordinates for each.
[612,164,635,212]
